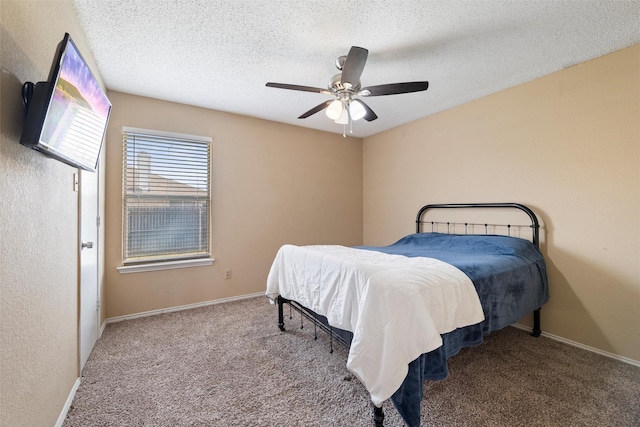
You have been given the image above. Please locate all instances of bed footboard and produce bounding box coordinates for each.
[276,296,353,350]
[277,295,387,425]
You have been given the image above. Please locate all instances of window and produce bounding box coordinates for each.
[122,127,211,265]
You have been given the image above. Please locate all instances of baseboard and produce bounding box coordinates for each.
[105,292,266,324]
[513,323,640,368]
[55,377,80,427]
[99,319,107,338]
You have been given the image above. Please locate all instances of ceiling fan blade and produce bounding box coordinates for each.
[360,81,429,96]
[340,46,368,89]
[352,99,378,122]
[298,100,333,119]
[266,82,331,95]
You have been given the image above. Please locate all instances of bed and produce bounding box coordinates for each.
[265,203,549,426]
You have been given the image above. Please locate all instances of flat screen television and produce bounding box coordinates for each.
[20,33,111,172]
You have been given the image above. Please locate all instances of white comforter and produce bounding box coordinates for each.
[265,244,484,407]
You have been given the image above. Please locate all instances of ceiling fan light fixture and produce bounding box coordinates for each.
[335,107,349,124]
[349,100,366,121]
[326,99,343,120]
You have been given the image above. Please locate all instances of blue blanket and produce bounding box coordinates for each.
[357,233,549,427]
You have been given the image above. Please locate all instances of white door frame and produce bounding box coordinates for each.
[79,168,100,370]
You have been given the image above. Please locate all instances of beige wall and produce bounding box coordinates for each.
[0,1,107,425]
[103,92,363,318]
[363,45,640,362]
[2,1,637,424]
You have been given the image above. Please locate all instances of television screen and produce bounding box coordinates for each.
[20,33,111,172]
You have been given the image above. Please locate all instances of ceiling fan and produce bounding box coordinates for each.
[266,46,429,130]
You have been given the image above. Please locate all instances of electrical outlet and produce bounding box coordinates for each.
[225,269,232,279]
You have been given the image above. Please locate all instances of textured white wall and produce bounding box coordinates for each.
[0,1,103,425]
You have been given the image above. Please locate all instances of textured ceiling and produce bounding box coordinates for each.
[72,0,640,138]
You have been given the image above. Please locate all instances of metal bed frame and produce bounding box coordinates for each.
[414,203,541,337]
[275,202,544,426]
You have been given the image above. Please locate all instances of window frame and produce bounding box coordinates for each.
[118,127,213,272]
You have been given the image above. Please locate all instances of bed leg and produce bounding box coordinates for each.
[277,296,286,331]
[531,308,541,337]
[329,327,334,354]
[372,404,384,427]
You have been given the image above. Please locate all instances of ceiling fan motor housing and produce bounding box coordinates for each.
[329,73,360,94]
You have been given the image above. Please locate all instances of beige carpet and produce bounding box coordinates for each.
[64,297,640,426]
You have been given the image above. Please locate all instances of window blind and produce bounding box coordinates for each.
[122,128,211,263]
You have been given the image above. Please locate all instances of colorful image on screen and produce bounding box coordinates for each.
[41,39,110,168]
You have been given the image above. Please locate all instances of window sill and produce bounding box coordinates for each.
[117,258,214,274]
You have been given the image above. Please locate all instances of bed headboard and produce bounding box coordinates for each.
[415,203,540,248]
